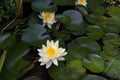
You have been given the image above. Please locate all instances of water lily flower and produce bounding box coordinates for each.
[37,40,67,69]
[75,0,87,6]
[38,12,56,29]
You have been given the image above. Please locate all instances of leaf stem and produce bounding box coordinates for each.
[0,50,7,72]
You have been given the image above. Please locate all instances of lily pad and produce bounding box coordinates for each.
[87,25,105,40]
[5,42,30,70]
[103,33,120,47]
[32,0,57,12]
[52,0,75,6]
[104,58,120,79]
[63,10,85,35]
[48,60,86,80]
[66,37,101,61]
[24,76,43,80]
[82,54,106,73]
[56,14,71,25]
[83,74,107,80]
[22,24,49,47]
[0,33,15,49]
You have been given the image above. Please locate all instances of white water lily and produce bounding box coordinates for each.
[38,12,56,29]
[75,0,87,6]
[37,40,67,69]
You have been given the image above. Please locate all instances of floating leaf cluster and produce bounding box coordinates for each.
[0,0,120,80]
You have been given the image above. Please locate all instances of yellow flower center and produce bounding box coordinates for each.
[43,12,53,21]
[79,0,85,3]
[46,46,57,58]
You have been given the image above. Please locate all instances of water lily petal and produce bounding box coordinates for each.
[46,61,52,68]
[53,59,58,66]
[57,57,65,61]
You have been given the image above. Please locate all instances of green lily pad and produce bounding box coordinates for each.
[63,10,83,30]
[56,14,71,25]
[92,7,105,15]
[87,25,105,40]
[48,60,86,80]
[83,74,107,80]
[32,0,57,12]
[28,14,42,25]
[76,6,88,15]
[66,37,101,61]
[107,6,120,16]
[55,30,71,41]
[22,24,49,47]
[103,33,120,47]
[82,54,106,73]
[87,0,104,8]
[85,14,97,24]
[0,59,32,80]
[52,0,75,5]
[38,5,57,12]
[5,42,30,70]
[104,58,120,79]
[0,33,15,49]
[101,15,120,33]
[24,76,43,80]
[75,37,101,52]
[63,10,85,35]
[0,42,34,80]
[101,46,120,60]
